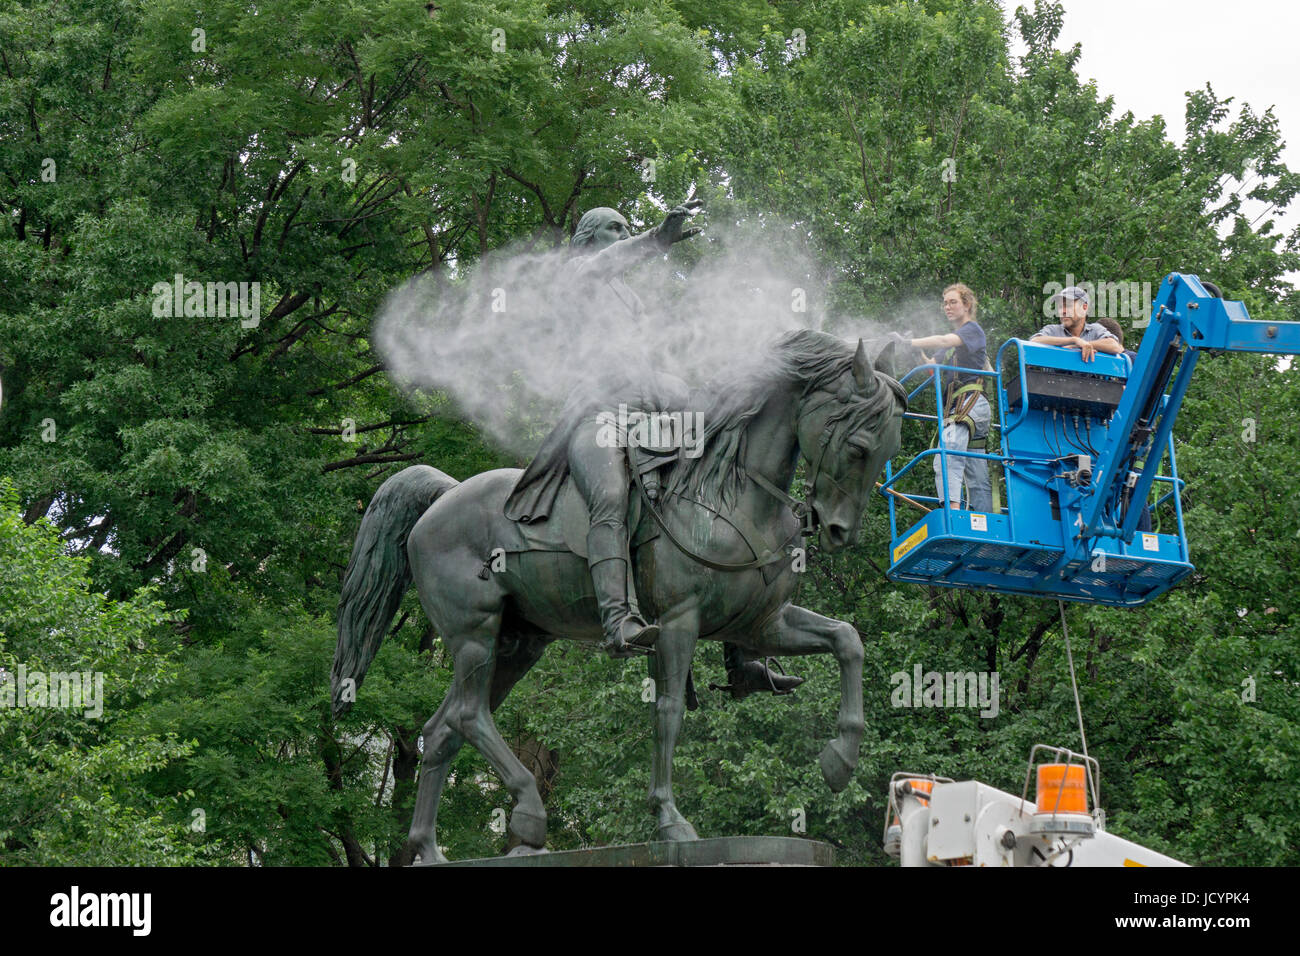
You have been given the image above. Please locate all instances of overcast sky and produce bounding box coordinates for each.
[999,0,1300,287]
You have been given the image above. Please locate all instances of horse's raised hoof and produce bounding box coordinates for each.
[505,843,549,857]
[509,808,548,849]
[819,739,856,793]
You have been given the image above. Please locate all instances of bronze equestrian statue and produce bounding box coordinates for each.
[331,203,909,860]
[332,339,906,860]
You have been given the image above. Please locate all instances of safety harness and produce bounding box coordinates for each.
[943,380,985,446]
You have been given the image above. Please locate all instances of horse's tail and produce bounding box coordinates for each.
[331,465,459,718]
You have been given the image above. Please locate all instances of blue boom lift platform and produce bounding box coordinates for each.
[880,272,1300,606]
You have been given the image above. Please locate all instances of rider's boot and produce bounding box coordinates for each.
[588,523,659,657]
[722,642,803,700]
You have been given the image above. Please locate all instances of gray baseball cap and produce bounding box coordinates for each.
[1054,285,1090,305]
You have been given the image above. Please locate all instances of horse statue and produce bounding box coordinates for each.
[331,329,908,863]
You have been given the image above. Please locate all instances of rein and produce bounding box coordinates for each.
[632,464,804,572]
[632,371,905,573]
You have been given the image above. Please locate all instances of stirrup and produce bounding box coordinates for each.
[710,657,803,700]
[599,618,659,658]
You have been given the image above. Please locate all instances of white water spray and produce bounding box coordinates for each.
[373,219,939,456]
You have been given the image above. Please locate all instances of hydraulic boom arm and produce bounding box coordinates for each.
[1079,273,1300,549]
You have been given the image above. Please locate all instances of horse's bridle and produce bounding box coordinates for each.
[795,391,864,522]
[632,373,904,573]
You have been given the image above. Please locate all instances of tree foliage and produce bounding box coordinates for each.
[1,0,1297,865]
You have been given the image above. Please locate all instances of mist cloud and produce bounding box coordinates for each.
[373,219,936,456]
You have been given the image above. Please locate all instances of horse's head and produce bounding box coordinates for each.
[796,338,907,551]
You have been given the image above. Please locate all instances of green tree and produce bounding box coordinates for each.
[1,0,1297,865]
[0,478,200,865]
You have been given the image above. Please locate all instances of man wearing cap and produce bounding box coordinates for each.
[1032,286,1122,361]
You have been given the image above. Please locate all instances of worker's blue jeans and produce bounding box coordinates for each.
[935,393,993,512]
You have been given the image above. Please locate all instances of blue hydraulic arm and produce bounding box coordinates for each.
[1077,273,1300,555]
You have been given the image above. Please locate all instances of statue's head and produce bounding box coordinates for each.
[787,335,906,553]
[572,207,631,252]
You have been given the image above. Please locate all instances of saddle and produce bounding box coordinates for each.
[506,444,677,560]
[503,412,797,581]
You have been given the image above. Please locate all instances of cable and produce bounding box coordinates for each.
[1039,410,1083,467]
[1062,412,1084,455]
[1059,412,1077,458]
[1069,414,1093,457]
[1058,600,1091,769]
[1083,418,1101,457]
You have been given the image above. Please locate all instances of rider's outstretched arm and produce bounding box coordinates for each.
[570,228,665,280]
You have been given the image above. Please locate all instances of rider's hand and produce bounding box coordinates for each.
[1075,337,1096,361]
[655,198,705,248]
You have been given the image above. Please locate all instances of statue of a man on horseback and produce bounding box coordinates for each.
[331,197,911,861]
[502,202,799,695]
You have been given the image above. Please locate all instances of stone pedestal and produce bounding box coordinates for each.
[425,835,834,867]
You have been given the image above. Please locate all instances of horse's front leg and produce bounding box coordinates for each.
[749,603,864,792]
[647,603,700,841]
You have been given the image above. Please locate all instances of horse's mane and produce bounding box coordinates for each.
[664,330,904,508]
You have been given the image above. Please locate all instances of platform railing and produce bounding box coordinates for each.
[884,362,1009,542]
[884,360,1188,560]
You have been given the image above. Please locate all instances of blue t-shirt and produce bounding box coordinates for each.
[944,321,987,387]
